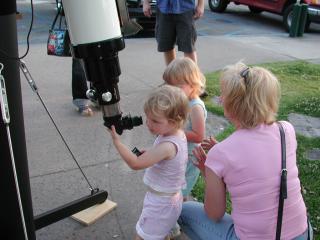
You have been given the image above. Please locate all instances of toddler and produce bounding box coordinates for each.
[163,57,207,200]
[108,85,189,240]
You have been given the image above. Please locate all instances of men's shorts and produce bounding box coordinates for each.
[155,9,197,53]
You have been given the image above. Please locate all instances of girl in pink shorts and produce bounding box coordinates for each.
[108,85,189,240]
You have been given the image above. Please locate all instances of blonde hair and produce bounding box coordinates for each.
[144,85,189,129]
[220,61,280,128]
[163,57,206,99]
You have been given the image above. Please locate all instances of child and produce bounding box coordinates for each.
[163,57,207,201]
[108,85,189,240]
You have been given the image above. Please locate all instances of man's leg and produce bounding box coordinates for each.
[72,58,88,100]
[176,10,197,63]
[164,49,176,65]
[156,9,176,66]
[184,51,197,63]
[184,51,198,63]
[72,58,93,116]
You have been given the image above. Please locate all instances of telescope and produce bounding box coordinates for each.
[63,0,143,134]
[0,1,143,239]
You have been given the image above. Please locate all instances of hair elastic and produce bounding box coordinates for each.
[240,67,250,85]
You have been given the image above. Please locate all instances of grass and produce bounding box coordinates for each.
[192,60,320,239]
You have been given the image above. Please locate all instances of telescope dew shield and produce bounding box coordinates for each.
[63,0,122,45]
[62,0,142,134]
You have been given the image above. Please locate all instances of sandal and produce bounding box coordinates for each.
[80,107,93,116]
[73,99,94,117]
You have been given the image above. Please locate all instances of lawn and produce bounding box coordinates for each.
[192,61,320,239]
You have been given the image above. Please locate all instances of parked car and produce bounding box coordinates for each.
[208,0,320,32]
[126,0,157,32]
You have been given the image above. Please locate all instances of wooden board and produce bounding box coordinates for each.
[71,199,117,226]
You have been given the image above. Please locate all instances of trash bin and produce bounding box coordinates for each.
[297,4,308,36]
[289,1,308,37]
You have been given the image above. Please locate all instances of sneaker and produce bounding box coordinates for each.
[73,99,94,117]
[167,222,181,239]
[80,107,93,117]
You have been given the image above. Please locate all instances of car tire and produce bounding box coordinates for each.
[304,18,311,32]
[248,6,263,14]
[208,0,229,13]
[283,4,294,32]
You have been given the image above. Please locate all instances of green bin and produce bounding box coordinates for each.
[297,4,308,37]
[289,3,309,37]
[289,3,302,37]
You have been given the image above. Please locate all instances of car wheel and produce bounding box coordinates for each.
[283,4,294,32]
[208,0,229,13]
[248,6,263,14]
[304,18,311,32]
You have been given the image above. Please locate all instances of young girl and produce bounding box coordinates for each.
[163,57,207,201]
[108,85,189,240]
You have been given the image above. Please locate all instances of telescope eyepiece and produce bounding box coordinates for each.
[104,114,142,135]
[121,115,143,130]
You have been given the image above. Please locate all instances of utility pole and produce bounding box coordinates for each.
[0,1,36,239]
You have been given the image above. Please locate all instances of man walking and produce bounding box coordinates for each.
[143,0,204,65]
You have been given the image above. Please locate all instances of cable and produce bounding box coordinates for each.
[2,0,97,193]
[19,60,96,193]
[0,0,34,60]
[36,91,96,192]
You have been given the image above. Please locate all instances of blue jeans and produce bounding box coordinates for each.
[293,220,313,240]
[178,202,239,240]
[72,58,88,100]
[178,201,312,240]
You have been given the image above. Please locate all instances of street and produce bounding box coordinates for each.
[17,1,320,43]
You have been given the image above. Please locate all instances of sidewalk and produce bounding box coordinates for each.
[20,33,319,240]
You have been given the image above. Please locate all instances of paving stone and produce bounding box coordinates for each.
[306,148,320,161]
[288,113,320,138]
[206,112,230,138]
[307,58,320,65]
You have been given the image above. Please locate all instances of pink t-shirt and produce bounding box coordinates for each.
[205,121,307,240]
[144,134,188,193]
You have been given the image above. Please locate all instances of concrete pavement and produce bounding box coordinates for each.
[21,34,320,240]
[15,2,320,240]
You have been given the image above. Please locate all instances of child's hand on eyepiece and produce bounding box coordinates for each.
[107,125,120,144]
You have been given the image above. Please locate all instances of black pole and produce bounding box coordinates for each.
[0,1,36,239]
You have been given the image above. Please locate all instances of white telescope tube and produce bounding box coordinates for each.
[62,0,122,45]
